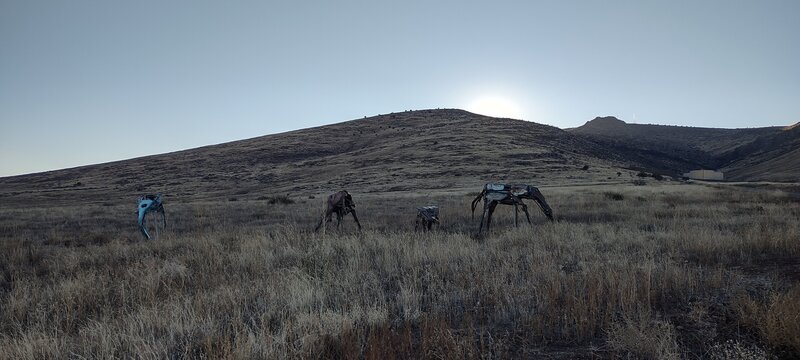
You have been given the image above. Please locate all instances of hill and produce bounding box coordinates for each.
[570,116,797,180]
[2,110,797,208]
[0,109,641,207]
[720,124,800,181]
[571,116,781,155]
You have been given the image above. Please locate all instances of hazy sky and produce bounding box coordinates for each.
[1,1,798,176]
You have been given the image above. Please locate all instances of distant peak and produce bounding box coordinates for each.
[591,116,626,123]
[583,116,626,127]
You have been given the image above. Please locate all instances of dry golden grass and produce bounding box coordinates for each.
[0,183,798,359]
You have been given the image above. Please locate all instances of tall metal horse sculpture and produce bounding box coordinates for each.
[137,194,166,239]
[314,190,362,232]
[471,184,553,234]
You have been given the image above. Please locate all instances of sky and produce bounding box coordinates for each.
[1,1,798,176]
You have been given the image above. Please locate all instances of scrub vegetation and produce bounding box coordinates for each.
[1,183,798,359]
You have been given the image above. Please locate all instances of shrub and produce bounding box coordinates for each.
[607,312,681,360]
[268,195,294,205]
[736,285,800,357]
[604,192,624,201]
[708,340,770,360]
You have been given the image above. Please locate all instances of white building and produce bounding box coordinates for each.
[683,169,724,181]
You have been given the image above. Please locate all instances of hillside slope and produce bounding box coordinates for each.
[570,116,797,180]
[572,116,781,155]
[1,110,641,207]
[721,125,800,181]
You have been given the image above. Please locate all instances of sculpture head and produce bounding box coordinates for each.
[526,186,554,221]
[137,194,165,239]
[137,196,157,222]
[342,191,356,208]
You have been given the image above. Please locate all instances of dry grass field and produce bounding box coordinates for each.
[1,181,798,359]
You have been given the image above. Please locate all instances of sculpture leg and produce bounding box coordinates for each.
[154,212,160,239]
[314,216,324,232]
[486,202,498,232]
[324,213,332,234]
[521,203,533,225]
[137,207,150,240]
[350,209,362,230]
[478,202,489,234]
[471,191,485,220]
[153,209,165,239]
[143,210,155,240]
[140,223,151,240]
[314,209,332,232]
[338,197,347,229]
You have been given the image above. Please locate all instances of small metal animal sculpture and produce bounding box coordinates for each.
[137,194,166,240]
[471,183,553,234]
[314,190,362,232]
[415,205,440,231]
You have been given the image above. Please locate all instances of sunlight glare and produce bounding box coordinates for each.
[467,96,524,119]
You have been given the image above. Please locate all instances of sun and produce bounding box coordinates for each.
[467,96,524,119]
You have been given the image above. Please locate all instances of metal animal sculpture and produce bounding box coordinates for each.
[471,184,553,233]
[415,205,440,231]
[314,190,362,232]
[137,194,166,240]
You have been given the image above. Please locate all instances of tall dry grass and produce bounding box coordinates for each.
[0,183,798,358]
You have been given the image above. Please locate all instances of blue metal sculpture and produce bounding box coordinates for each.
[137,194,166,239]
